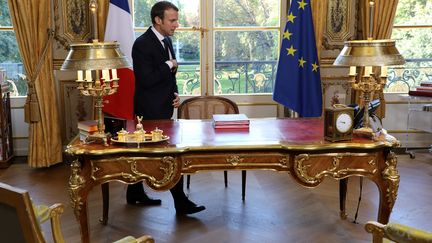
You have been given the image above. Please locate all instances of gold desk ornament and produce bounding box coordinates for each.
[117,128,128,142]
[136,116,144,131]
[151,127,163,141]
[134,129,146,142]
[134,116,146,142]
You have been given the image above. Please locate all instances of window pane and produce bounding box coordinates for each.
[392,28,432,59]
[134,0,157,28]
[389,0,432,94]
[174,0,199,27]
[214,30,278,94]
[214,0,280,27]
[172,32,201,95]
[134,0,199,28]
[0,31,26,96]
[0,1,12,26]
[394,0,432,26]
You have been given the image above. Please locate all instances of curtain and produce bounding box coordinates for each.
[97,0,109,41]
[311,0,328,60]
[8,0,62,167]
[355,0,399,118]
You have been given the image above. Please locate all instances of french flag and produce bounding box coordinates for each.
[102,0,135,120]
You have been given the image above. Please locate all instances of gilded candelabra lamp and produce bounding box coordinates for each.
[61,0,131,145]
[333,0,405,138]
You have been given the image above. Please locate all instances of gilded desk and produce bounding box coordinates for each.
[66,118,400,243]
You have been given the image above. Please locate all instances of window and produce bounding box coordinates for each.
[132,0,281,96]
[386,0,432,93]
[0,1,26,96]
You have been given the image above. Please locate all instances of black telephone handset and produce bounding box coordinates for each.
[349,99,381,129]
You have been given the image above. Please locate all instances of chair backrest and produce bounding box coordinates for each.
[0,182,46,243]
[178,96,239,119]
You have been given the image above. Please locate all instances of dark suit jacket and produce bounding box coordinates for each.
[132,27,178,120]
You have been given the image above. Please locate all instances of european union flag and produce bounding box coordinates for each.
[273,0,322,117]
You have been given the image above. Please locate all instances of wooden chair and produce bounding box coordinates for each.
[177,95,248,201]
[0,182,154,243]
[365,221,432,243]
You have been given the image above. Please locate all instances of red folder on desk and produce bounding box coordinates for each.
[212,114,249,129]
[409,90,432,97]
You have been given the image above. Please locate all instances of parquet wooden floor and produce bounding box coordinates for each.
[0,151,431,243]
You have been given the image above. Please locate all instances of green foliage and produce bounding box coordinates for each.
[134,0,155,28]
[392,0,432,59]
[394,0,431,25]
[134,0,192,28]
[0,31,21,63]
[0,0,12,26]
[214,0,279,27]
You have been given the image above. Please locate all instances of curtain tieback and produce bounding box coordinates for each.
[24,29,54,123]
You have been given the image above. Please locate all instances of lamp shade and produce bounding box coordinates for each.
[61,41,131,71]
[333,39,405,66]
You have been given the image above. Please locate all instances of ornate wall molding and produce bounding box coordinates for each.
[54,0,92,49]
[322,0,357,51]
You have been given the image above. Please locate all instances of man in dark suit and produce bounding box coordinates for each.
[129,1,205,215]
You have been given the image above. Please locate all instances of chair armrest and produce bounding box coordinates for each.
[135,235,155,243]
[113,235,155,243]
[365,221,432,243]
[48,203,65,243]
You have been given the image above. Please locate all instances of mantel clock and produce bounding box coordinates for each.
[324,104,354,142]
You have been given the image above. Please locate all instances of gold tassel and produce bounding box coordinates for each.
[24,83,41,123]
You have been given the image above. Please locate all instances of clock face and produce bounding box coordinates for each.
[335,113,353,133]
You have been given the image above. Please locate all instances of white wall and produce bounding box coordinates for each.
[10,96,28,156]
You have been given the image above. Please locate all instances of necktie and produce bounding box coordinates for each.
[162,38,170,59]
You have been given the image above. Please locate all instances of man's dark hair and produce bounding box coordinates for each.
[151,1,179,24]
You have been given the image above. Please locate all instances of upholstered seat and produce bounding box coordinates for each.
[365,221,432,243]
[0,182,154,243]
[177,95,247,200]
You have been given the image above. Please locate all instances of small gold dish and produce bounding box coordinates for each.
[151,127,163,141]
[116,129,129,142]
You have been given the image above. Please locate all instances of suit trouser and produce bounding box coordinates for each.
[127,177,186,202]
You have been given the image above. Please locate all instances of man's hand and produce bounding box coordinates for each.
[173,92,180,108]
[171,59,178,74]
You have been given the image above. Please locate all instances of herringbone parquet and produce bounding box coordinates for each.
[0,151,431,243]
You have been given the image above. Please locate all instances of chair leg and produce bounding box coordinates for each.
[339,178,348,220]
[242,170,246,201]
[186,175,191,189]
[100,183,109,225]
[224,171,228,187]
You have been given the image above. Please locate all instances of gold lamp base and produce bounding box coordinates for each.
[353,127,376,140]
[83,132,109,146]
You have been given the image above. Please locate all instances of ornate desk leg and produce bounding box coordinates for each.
[69,159,90,243]
[339,178,348,220]
[377,151,400,224]
[100,183,109,225]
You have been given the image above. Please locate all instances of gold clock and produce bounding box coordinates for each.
[324,104,354,142]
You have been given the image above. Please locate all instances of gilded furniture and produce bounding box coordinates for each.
[365,221,432,243]
[177,95,248,200]
[66,118,400,243]
[0,182,154,243]
[0,182,65,243]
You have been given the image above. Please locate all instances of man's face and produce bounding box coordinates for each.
[155,8,179,37]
